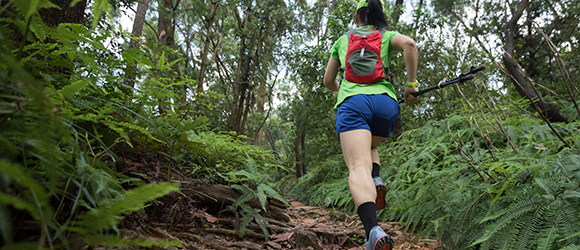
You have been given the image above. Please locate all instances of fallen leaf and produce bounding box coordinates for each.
[271,232,294,242]
[195,211,217,223]
[290,201,303,207]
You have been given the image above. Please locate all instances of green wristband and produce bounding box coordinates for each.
[406,81,418,87]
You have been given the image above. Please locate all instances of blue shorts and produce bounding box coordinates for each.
[336,94,400,138]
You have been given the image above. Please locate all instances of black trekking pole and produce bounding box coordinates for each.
[398,65,486,104]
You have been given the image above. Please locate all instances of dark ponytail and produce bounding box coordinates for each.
[357,0,388,29]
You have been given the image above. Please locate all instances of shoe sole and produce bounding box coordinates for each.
[374,234,395,250]
[375,184,387,210]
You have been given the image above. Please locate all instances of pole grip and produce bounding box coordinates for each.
[470,65,486,73]
[397,65,486,104]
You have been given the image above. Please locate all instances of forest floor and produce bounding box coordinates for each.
[116,197,441,250]
[99,151,442,250]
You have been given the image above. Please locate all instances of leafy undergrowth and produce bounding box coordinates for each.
[77,152,440,250]
[288,100,580,249]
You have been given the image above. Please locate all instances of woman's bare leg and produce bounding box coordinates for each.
[371,136,385,163]
[340,129,375,208]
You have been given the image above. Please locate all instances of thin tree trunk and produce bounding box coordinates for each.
[229,8,250,132]
[412,0,423,38]
[265,130,280,160]
[392,0,404,26]
[240,90,253,135]
[299,126,306,176]
[197,0,218,92]
[39,0,87,27]
[157,0,177,115]
[294,132,303,178]
[239,31,262,135]
[124,0,150,89]
[254,66,268,146]
[232,33,256,134]
[502,0,567,122]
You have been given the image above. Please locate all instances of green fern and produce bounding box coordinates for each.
[561,245,580,250]
[257,183,289,210]
[70,182,179,234]
[228,180,287,241]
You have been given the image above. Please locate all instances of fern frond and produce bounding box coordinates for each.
[256,184,268,211]
[470,197,543,246]
[72,182,179,234]
[513,202,548,250]
[238,204,256,238]
[561,244,580,250]
[536,217,558,250]
[104,120,163,143]
[253,211,271,241]
[0,161,52,221]
[494,218,519,250]
[259,183,289,206]
[230,184,252,193]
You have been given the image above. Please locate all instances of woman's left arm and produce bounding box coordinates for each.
[323,56,341,91]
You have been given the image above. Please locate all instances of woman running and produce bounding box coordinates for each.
[323,0,419,249]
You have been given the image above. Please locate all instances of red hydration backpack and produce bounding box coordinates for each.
[341,28,391,84]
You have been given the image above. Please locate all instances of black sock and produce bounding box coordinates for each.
[372,162,380,178]
[357,202,378,239]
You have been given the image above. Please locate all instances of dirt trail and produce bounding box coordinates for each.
[121,198,440,250]
[112,152,439,249]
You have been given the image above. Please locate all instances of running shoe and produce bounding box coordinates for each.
[365,226,395,250]
[373,176,387,210]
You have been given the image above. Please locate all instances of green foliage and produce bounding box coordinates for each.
[188,131,284,186]
[287,155,353,211]
[3,0,580,248]
[1,0,285,248]
[71,182,179,234]
[228,182,289,241]
[288,78,580,248]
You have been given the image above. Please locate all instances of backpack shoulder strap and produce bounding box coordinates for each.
[345,28,357,38]
[376,28,393,83]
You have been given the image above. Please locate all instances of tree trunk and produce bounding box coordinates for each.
[299,127,306,176]
[229,8,251,132]
[265,130,280,161]
[392,0,404,26]
[158,0,175,47]
[124,0,150,89]
[412,0,423,38]
[197,0,218,92]
[31,0,87,79]
[240,89,254,135]
[254,66,268,146]
[185,181,290,222]
[157,0,179,114]
[502,0,567,123]
[239,32,262,135]
[294,132,303,178]
[39,0,87,27]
